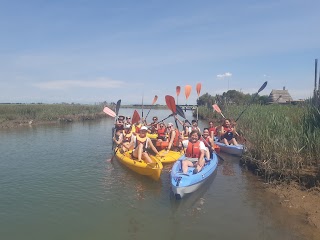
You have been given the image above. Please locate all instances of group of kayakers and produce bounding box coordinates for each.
[112,113,239,174]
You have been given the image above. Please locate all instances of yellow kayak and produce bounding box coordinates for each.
[147,133,158,140]
[150,149,183,164]
[115,148,163,181]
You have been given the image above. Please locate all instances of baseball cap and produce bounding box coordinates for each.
[124,124,131,128]
[140,126,148,131]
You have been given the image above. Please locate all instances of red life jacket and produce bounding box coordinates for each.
[185,141,201,158]
[223,126,232,132]
[209,126,217,136]
[202,136,211,147]
[135,124,141,133]
[157,127,166,137]
[169,129,180,147]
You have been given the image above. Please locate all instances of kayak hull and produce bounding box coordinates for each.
[115,148,163,181]
[214,141,244,156]
[170,154,218,199]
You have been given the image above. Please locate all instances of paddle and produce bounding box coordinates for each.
[145,95,158,120]
[103,107,116,118]
[185,85,192,104]
[196,83,202,120]
[212,104,226,119]
[235,81,268,122]
[176,86,181,104]
[165,95,185,153]
[112,100,121,150]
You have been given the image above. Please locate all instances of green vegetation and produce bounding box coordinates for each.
[0,104,106,125]
[198,100,320,187]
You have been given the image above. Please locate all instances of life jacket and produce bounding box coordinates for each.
[169,129,180,147]
[209,126,217,136]
[135,135,148,151]
[185,141,201,158]
[157,127,166,138]
[202,135,212,148]
[135,124,141,133]
[122,130,132,143]
[223,126,232,132]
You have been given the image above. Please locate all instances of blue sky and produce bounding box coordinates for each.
[0,0,319,104]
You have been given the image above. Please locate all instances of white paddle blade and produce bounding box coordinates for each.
[103,107,116,117]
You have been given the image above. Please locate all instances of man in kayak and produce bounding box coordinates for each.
[132,126,162,163]
[218,119,238,145]
[181,130,206,174]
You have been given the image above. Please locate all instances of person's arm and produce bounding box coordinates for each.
[148,138,160,155]
[167,130,176,151]
[113,134,123,145]
[174,115,184,126]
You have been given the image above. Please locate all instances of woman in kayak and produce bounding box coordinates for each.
[113,124,135,152]
[132,126,161,163]
[181,130,206,174]
[202,128,215,159]
[218,119,238,145]
[166,122,180,152]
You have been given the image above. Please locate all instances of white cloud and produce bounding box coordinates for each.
[217,72,232,79]
[33,77,124,90]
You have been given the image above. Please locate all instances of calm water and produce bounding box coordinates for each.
[0,109,317,240]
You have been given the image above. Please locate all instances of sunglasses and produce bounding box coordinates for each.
[126,117,131,119]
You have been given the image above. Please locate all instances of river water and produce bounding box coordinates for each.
[0,109,317,240]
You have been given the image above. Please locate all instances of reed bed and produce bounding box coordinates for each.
[0,104,106,124]
[198,104,320,186]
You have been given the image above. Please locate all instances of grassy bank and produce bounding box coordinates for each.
[0,104,108,127]
[198,104,320,187]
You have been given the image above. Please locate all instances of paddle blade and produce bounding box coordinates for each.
[103,107,116,117]
[165,95,177,114]
[212,104,222,114]
[185,85,192,100]
[132,110,141,124]
[116,100,121,115]
[176,86,181,96]
[152,95,158,105]
[176,105,186,119]
[196,83,202,97]
[258,81,268,93]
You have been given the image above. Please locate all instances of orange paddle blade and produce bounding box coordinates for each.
[196,83,202,96]
[212,104,221,113]
[185,85,192,100]
[103,107,116,117]
[132,110,141,124]
[165,95,176,114]
[152,95,158,105]
[176,86,181,96]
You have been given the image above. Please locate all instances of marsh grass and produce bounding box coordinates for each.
[0,104,106,124]
[198,104,320,186]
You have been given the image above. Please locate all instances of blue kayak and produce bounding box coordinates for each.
[171,154,218,199]
[214,141,244,156]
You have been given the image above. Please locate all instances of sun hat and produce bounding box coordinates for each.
[140,126,148,131]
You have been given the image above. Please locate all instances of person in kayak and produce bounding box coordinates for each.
[181,129,206,175]
[156,122,167,141]
[147,116,159,134]
[132,126,161,163]
[208,121,217,139]
[113,124,136,152]
[202,128,215,159]
[174,117,191,139]
[218,119,238,145]
[166,122,180,152]
[191,119,201,132]
[115,116,125,131]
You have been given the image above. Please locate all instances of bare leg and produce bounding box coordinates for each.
[132,143,143,160]
[195,158,205,172]
[222,138,229,145]
[182,160,194,174]
[205,147,210,159]
[231,138,238,145]
[142,152,153,163]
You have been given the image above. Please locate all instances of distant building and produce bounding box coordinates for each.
[268,87,293,104]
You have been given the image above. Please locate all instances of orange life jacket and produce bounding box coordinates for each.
[185,141,201,158]
[122,130,132,143]
[157,127,166,138]
[169,129,180,147]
